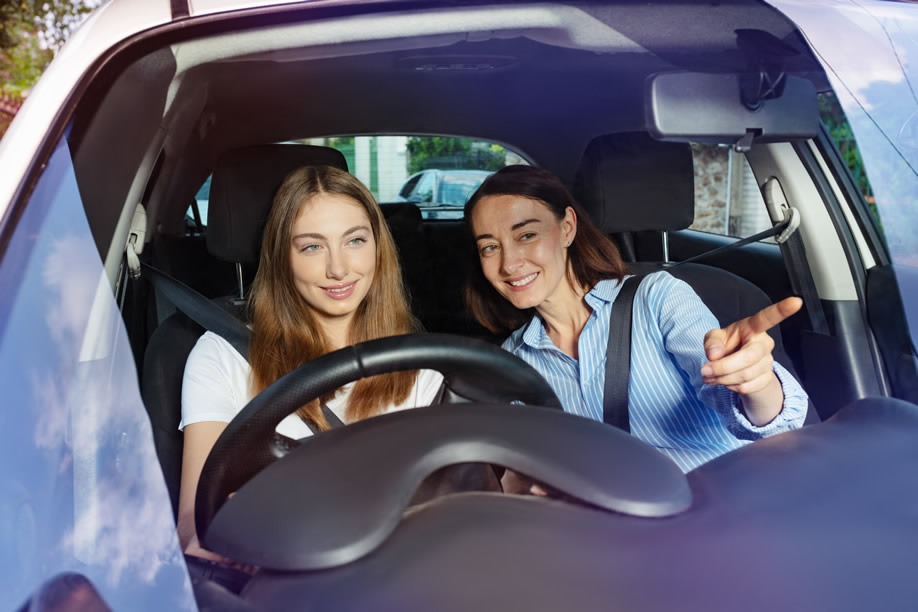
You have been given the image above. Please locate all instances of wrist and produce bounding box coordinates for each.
[739,372,784,426]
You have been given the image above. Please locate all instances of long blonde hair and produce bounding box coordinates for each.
[248,165,420,429]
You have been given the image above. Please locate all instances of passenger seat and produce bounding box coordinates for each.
[574,132,818,423]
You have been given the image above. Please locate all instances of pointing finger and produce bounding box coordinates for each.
[745,297,803,335]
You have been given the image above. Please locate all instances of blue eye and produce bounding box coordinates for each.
[299,244,321,253]
[348,236,368,247]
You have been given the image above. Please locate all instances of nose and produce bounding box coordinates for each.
[326,247,347,280]
[500,243,524,275]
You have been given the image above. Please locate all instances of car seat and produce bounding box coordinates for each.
[141,144,349,516]
[573,132,818,424]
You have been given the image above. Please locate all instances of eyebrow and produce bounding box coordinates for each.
[474,218,541,241]
[292,225,371,241]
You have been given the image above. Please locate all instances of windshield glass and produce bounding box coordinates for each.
[0,137,192,609]
[768,0,918,350]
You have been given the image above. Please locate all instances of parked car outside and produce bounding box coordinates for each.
[396,169,493,219]
[1,0,918,610]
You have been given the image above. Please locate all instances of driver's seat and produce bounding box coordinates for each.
[142,144,349,516]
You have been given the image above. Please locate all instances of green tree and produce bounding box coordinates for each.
[1,1,96,137]
[1,0,95,92]
[818,93,878,224]
[406,136,506,173]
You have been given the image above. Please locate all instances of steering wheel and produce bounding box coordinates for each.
[195,333,562,546]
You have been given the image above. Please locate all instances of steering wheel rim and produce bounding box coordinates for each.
[196,333,562,545]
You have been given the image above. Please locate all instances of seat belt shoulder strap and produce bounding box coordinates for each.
[602,274,643,432]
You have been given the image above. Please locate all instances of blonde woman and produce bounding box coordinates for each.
[177,165,443,562]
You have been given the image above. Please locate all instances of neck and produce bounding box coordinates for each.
[320,315,355,351]
[535,279,591,359]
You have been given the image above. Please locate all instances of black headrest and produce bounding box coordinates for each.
[381,202,422,225]
[207,144,349,264]
[574,133,695,233]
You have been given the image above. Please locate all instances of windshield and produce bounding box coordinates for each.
[0,137,192,609]
[768,0,918,351]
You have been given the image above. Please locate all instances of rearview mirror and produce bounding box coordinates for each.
[645,72,819,147]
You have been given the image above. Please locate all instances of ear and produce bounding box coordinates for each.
[562,206,577,247]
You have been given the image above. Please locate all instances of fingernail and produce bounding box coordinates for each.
[701,366,713,376]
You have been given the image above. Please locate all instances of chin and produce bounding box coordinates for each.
[505,293,541,311]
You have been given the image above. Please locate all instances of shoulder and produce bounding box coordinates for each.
[632,270,699,309]
[185,331,249,375]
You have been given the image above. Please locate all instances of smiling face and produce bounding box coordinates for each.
[470,194,578,312]
[289,192,377,332]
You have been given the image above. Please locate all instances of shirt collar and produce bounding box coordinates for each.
[519,277,627,349]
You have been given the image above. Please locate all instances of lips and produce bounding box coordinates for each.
[506,272,538,291]
[322,281,357,300]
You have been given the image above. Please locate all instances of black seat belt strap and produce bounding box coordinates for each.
[141,262,252,359]
[667,218,791,269]
[603,275,643,432]
[140,262,350,435]
[321,403,345,428]
[780,231,829,335]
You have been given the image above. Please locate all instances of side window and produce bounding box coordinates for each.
[818,91,878,226]
[690,144,772,240]
[195,175,211,225]
[185,175,211,232]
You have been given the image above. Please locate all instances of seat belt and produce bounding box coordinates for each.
[138,261,344,433]
[762,178,830,335]
[602,275,643,432]
[667,216,792,269]
[664,179,829,336]
[140,261,252,359]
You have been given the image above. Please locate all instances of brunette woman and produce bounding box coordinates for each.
[465,165,808,477]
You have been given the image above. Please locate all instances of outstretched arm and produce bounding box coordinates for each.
[701,297,803,426]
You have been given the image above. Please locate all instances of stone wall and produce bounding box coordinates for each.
[691,144,729,235]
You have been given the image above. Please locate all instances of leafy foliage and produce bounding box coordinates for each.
[1,0,97,91]
[406,136,506,174]
[1,0,96,137]
[818,93,878,224]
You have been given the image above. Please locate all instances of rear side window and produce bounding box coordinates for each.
[690,144,773,241]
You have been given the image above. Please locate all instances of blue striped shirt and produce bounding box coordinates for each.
[502,272,809,472]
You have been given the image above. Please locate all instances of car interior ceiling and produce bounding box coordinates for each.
[60,0,896,480]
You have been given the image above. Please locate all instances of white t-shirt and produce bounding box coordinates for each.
[180,331,445,439]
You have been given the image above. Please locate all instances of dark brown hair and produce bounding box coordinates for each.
[248,165,420,429]
[464,165,627,333]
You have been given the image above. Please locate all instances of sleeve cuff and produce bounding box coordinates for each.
[727,362,809,437]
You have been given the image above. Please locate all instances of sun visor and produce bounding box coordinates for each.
[645,72,819,148]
